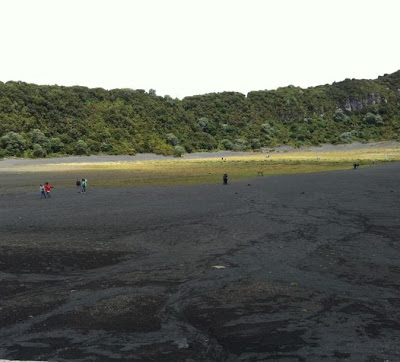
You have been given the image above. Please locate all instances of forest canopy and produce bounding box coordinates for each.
[1,71,400,158]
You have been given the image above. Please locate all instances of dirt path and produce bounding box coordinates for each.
[0,163,400,360]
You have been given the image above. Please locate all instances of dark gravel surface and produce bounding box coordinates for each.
[0,163,400,361]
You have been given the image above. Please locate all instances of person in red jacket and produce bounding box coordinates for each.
[45,182,52,198]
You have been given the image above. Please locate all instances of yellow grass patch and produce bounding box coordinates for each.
[1,147,399,188]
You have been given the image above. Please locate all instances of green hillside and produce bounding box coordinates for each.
[1,71,400,158]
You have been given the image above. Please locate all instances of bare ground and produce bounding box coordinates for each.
[0,162,400,361]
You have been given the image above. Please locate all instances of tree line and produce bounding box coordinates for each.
[1,70,399,158]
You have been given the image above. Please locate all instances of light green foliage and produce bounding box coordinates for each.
[339,130,357,143]
[173,145,185,157]
[220,139,234,150]
[233,138,248,150]
[196,117,216,134]
[363,112,384,125]
[33,143,47,157]
[50,137,64,152]
[29,129,51,150]
[0,131,26,155]
[333,109,350,123]
[166,133,179,146]
[261,123,273,134]
[74,140,90,155]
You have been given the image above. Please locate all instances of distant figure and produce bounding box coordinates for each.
[81,178,87,193]
[45,182,52,198]
[353,163,359,170]
[76,179,81,193]
[40,184,46,199]
[223,173,228,185]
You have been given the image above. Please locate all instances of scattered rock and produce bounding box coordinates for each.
[173,337,189,349]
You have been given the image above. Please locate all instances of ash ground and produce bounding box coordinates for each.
[0,163,400,361]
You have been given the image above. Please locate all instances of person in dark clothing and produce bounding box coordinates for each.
[76,179,81,193]
[223,173,228,185]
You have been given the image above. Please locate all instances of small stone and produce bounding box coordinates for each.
[173,337,189,349]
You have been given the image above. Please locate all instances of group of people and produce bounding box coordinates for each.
[39,173,233,197]
[39,178,88,198]
[76,178,88,193]
[39,182,52,198]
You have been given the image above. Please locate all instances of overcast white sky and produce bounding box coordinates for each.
[0,0,399,99]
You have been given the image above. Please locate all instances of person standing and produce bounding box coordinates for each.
[45,182,52,198]
[40,184,46,199]
[81,178,87,193]
[76,179,81,193]
[223,173,228,185]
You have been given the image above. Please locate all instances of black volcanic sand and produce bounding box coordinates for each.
[0,163,400,361]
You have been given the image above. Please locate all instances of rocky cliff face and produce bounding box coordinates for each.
[343,93,385,112]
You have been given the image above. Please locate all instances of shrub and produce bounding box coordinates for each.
[50,137,64,153]
[233,138,249,150]
[29,129,50,150]
[100,142,113,152]
[251,138,261,150]
[192,132,218,150]
[220,139,233,150]
[261,123,272,135]
[152,143,173,156]
[173,145,185,157]
[197,117,216,134]
[0,131,26,155]
[363,112,383,125]
[74,140,90,155]
[339,130,356,143]
[32,143,47,158]
[166,133,179,146]
[333,108,350,123]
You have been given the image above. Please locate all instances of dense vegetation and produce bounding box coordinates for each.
[1,71,399,158]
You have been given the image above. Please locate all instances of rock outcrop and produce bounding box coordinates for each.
[344,93,384,112]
